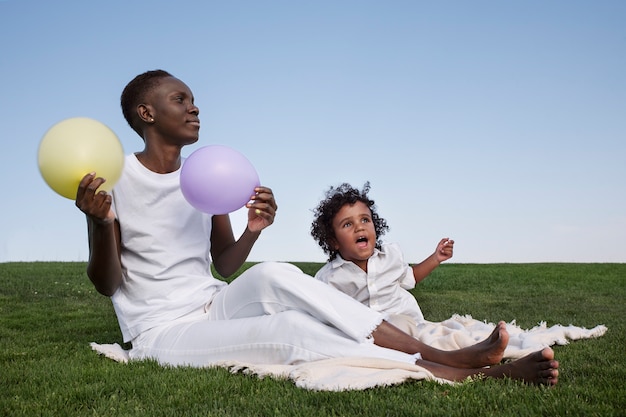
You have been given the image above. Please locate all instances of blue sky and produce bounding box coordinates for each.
[1,0,624,264]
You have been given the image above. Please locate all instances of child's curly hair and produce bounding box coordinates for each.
[311,182,389,261]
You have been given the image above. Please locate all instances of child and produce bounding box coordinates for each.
[311,181,451,335]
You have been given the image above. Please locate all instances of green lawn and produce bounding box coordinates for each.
[1,262,624,416]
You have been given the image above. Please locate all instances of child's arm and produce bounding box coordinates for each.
[411,238,454,284]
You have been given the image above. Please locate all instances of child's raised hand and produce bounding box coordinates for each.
[435,238,454,263]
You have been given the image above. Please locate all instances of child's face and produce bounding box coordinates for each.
[146,76,200,145]
[331,201,376,270]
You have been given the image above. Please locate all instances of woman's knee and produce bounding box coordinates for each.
[263,310,339,343]
[244,262,305,287]
[249,261,303,276]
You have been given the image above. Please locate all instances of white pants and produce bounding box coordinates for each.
[129,262,416,366]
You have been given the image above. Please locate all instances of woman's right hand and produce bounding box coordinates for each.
[75,172,115,224]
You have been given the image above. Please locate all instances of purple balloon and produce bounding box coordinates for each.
[180,145,260,214]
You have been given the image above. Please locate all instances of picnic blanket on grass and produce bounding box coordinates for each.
[91,314,607,391]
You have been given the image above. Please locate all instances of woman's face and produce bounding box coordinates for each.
[146,76,200,146]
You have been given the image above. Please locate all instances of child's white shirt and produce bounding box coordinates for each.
[314,242,424,323]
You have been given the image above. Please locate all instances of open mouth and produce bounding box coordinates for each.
[356,236,368,247]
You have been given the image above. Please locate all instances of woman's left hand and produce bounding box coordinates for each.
[246,186,278,233]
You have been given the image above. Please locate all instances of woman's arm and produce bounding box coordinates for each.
[210,186,277,277]
[76,173,122,296]
[210,215,259,277]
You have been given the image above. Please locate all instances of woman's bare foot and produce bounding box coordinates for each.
[416,347,559,385]
[443,321,509,368]
[485,347,559,385]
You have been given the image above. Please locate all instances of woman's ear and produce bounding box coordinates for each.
[137,104,154,123]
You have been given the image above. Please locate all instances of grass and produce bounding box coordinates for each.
[1,262,625,416]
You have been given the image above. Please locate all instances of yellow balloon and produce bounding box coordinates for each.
[38,117,124,199]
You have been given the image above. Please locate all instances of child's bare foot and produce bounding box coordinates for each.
[446,321,509,368]
[487,347,559,386]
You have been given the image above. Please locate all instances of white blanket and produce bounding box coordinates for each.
[90,314,607,391]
